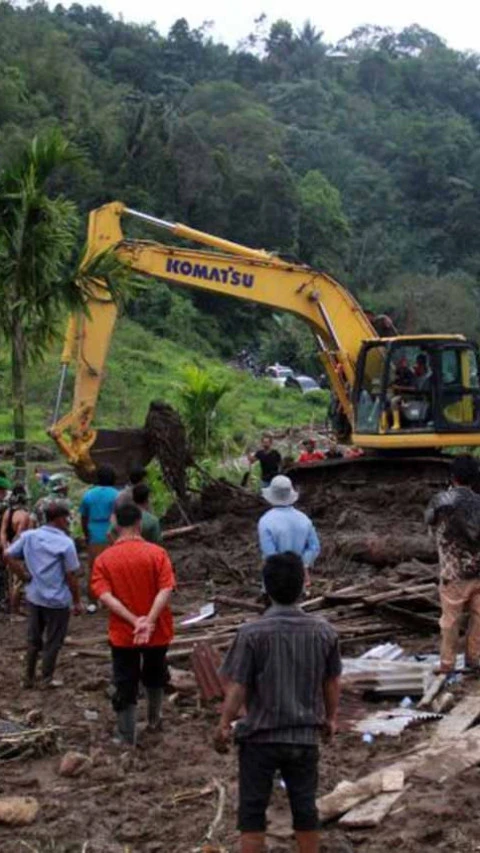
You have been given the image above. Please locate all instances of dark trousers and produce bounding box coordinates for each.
[111,645,169,711]
[238,742,319,833]
[26,603,70,681]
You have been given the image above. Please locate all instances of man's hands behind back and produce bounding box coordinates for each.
[133,616,154,645]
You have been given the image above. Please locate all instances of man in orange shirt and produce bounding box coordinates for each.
[91,503,176,745]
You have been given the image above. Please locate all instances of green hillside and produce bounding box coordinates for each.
[0,318,328,452]
[2,3,480,369]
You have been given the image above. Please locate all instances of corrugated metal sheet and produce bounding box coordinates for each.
[192,642,225,702]
[354,708,442,736]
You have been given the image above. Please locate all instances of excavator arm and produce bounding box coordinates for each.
[49,201,378,477]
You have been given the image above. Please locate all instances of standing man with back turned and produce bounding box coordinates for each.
[6,502,81,688]
[426,454,480,673]
[258,475,320,588]
[80,465,118,612]
[91,503,175,745]
[215,552,341,853]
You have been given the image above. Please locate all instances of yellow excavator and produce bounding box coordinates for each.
[49,201,480,482]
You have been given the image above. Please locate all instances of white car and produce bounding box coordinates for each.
[265,364,295,386]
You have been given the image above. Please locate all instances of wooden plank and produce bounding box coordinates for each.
[339,791,404,828]
[414,733,480,782]
[377,603,439,631]
[214,595,263,613]
[318,725,480,821]
[433,687,480,740]
[299,596,325,611]
[364,583,437,605]
[162,524,201,540]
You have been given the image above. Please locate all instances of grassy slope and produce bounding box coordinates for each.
[0,318,328,451]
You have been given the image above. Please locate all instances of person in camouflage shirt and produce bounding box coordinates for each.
[34,475,73,527]
[426,455,480,673]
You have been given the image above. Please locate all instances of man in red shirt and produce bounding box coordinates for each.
[298,439,325,464]
[91,503,175,745]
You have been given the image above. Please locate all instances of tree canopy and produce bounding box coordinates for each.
[1,3,480,370]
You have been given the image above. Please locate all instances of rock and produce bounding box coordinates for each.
[0,796,39,826]
[84,709,99,722]
[58,751,90,778]
[25,709,43,726]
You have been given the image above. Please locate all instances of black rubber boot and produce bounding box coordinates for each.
[146,688,163,732]
[24,648,38,688]
[116,705,137,745]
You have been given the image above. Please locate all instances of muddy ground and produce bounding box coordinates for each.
[1,463,480,852]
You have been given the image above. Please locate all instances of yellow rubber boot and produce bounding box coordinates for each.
[392,408,401,430]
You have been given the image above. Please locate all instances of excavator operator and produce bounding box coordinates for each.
[413,353,433,392]
[390,356,415,430]
[390,352,433,430]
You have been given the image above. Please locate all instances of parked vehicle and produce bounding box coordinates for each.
[285,375,322,394]
[265,364,295,386]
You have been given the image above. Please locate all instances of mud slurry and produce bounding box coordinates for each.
[0,456,473,852]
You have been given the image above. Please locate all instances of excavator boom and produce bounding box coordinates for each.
[49,201,480,480]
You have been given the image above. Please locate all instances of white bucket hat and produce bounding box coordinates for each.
[262,475,298,507]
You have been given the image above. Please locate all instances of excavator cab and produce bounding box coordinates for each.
[353,336,480,444]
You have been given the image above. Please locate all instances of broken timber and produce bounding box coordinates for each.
[338,790,404,828]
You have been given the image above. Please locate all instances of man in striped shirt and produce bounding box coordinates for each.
[215,552,341,853]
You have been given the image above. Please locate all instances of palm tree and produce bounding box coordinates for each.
[178,366,230,454]
[0,130,84,481]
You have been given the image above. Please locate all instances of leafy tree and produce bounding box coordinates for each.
[0,130,81,479]
[367,272,480,339]
[298,170,350,272]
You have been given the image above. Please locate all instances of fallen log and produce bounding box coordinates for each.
[335,533,437,567]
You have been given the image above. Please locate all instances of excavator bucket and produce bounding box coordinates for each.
[73,401,191,495]
[75,427,153,483]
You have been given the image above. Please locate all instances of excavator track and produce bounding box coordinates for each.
[285,453,452,496]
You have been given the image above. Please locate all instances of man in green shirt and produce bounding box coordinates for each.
[132,483,162,545]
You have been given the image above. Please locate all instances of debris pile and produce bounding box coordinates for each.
[0,719,58,761]
[319,683,480,830]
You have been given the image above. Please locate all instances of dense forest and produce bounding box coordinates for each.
[2,1,480,370]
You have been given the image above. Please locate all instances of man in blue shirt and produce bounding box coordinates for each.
[6,502,81,688]
[258,475,321,589]
[80,465,118,612]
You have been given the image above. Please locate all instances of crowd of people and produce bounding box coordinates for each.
[1,441,480,851]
